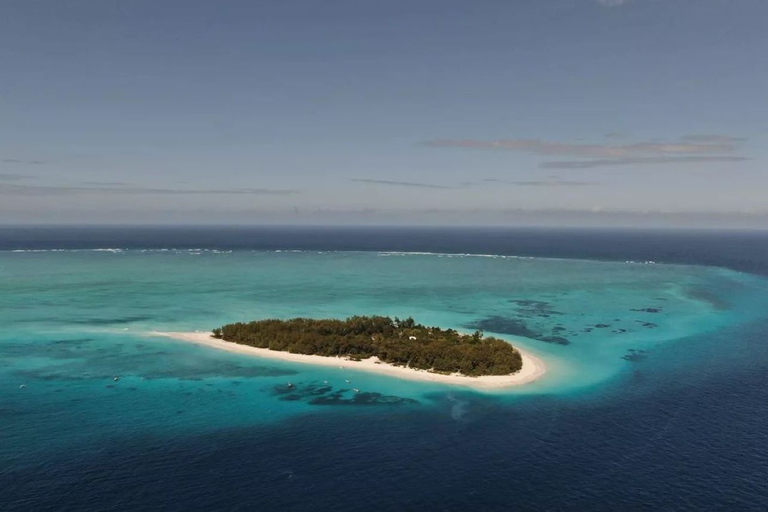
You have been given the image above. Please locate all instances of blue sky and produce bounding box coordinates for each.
[1,0,767,227]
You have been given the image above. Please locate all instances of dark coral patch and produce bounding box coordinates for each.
[622,349,648,362]
[273,382,416,406]
[508,299,565,318]
[309,391,418,406]
[465,316,570,345]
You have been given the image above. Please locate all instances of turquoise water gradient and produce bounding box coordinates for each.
[3,250,767,464]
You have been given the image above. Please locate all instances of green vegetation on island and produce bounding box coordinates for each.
[212,316,523,376]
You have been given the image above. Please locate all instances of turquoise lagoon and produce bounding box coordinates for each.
[2,249,767,465]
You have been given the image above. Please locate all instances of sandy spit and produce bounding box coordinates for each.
[150,331,546,390]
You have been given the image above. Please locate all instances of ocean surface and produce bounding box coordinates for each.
[2,226,768,511]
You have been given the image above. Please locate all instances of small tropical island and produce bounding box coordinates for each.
[214,316,522,375]
[154,316,546,389]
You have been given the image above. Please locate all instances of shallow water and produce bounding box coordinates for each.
[2,228,768,510]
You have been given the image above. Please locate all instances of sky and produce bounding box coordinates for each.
[1,0,767,227]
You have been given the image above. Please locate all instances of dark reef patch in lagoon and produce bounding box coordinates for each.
[309,391,418,406]
[686,286,731,311]
[11,357,297,384]
[622,349,649,362]
[539,335,570,345]
[273,382,333,398]
[65,315,155,325]
[141,362,296,381]
[508,299,565,318]
[52,337,95,345]
[465,316,539,338]
[631,308,662,313]
[273,383,418,406]
[465,316,571,345]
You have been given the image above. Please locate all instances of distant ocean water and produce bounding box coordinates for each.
[2,226,767,511]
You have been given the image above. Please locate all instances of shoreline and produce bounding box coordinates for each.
[150,331,546,389]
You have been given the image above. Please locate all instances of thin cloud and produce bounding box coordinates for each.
[2,158,46,165]
[596,0,630,6]
[540,156,749,169]
[78,181,135,187]
[0,183,298,196]
[508,180,595,186]
[468,178,595,187]
[681,134,747,143]
[0,173,30,182]
[423,138,737,158]
[350,178,454,190]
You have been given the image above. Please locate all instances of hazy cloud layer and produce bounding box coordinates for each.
[0,183,298,196]
[0,173,30,182]
[507,180,595,186]
[681,134,747,143]
[540,156,749,169]
[352,177,595,189]
[596,0,630,6]
[350,178,454,189]
[78,181,135,187]
[423,138,738,158]
[286,207,768,222]
[425,134,748,169]
[2,158,45,165]
[476,178,595,187]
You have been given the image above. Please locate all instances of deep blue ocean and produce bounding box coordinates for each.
[2,226,768,511]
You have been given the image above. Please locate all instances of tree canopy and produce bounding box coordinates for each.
[212,316,522,376]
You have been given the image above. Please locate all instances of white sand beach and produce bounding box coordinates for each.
[150,331,546,389]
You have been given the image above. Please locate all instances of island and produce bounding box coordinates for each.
[153,316,546,389]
